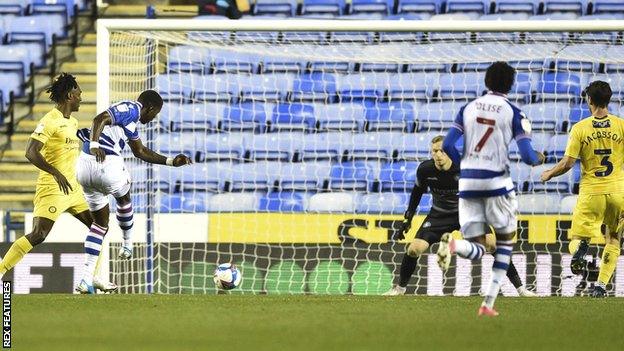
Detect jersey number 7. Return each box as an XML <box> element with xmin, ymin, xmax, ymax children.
<box><xmin>474</xmin><ymin>117</ymin><xmax>496</xmax><ymax>152</ymax></box>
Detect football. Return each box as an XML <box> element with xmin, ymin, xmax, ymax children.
<box><xmin>213</xmin><ymin>263</ymin><xmax>242</xmax><ymax>290</ymax></box>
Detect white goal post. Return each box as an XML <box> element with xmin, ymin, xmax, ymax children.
<box><xmin>96</xmin><ymin>19</ymin><xmax>624</xmax><ymax>295</ymax></box>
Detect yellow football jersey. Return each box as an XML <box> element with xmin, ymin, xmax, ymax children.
<box><xmin>565</xmin><ymin>114</ymin><xmax>624</xmax><ymax>195</ymax></box>
<box><xmin>29</xmin><ymin>108</ymin><xmax>81</xmax><ymax>190</ymax></box>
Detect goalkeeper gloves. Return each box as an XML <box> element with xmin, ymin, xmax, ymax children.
<box><xmin>394</xmin><ymin>217</ymin><xmax>412</xmax><ymax>240</ymax></box>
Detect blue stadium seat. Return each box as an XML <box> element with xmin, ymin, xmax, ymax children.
<box><xmin>246</xmin><ymin>132</ymin><xmax>303</xmax><ymax>161</ymax></box>
<box><xmin>240</xmin><ymin>74</ymin><xmax>295</xmax><ymax>102</ymax></box>
<box><xmin>7</xmin><ymin>16</ymin><xmax>63</xmax><ymax>67</ymax></box>
<box><xmin>560</xmin><ymin>195</ymin><xmax>577</xmax><ymax>214</ymax></box>
<box><xmin>221</xmin><ymin>102</ymin><xmax>273</xmax><ymax>133</ymax></box>
<box><xmin>478</xmin><ymin>13</ymin><xmax>530</xmax><ymax>20</ymax></box>
<box><xmin>259</xmin><ymin>192</ymin><xmax>311</xmax><ymax>212</ymax></box>
<box><xmin>379</xmin><ymin>15</ymin><xmax>426</xmax><ymax>42</ymax></box>
<box><xmin>271</xmin><ymin>103</ymin><xmax>316</xmax><ymax>132</ymax></box>
<box><xmin>160</xmin><ymin>193</ymin><xmax>212</xmax><ymax>213</ymax></box>
<box><xmin>542</xmin><ymin>0</ymin><xmax>589</xmax><ymax>15</ymax></box>
<box><xmin>349</xmin><ymin>0</ymin><xmax>393</xmax><ymax>15</ymax></box>
<box><xmin>356</xmin><ymin>192</ymin><xmax>410</xmax><ymax>214</ymax></box>
<box><xmin>593</xmin><ymin>0</ymin><xmax>624</xmax><ymax>14</ymax></box>
<box><xmin>259</xmin><ymin>47</ymin><xmax>309</xmax><ymax>73</ymax></box>
<box><xmin>566</xmin><ymin>104</ymin><xmax>591</xmax><ymax>129</ymax></box>
<box><xmin>493</xmin><ymin>0</ymin><xmax>540</xmax><ymax>14</ymax></box>
<box><xmin>396</xmin><ymin>0</ymin><xmax>441</xmax><ymax>14</ymax></box>
<box><xmin>308</xmin><ymin>46</ymin><xmax>358</xmax><ymax>73</ymax></box>
<box><xmin>387</xmin><ymin>72</ymin><xmax>435</xmax><ymax>100</ymax></box>
<box><xmin>0</xmin><ymin>0</ymin><xmax>29</xmax><ymax>15</ymax></box>
<box><xmin>416</xmin><ymin>101</ymin><xmax>460</xmax><ymax>131</ymax></box>
<box><xmin>212</xmin><ymin>50</ymin><xmax>261</xmax><ymax>74</ymax></box>
<box><xmin>0</xmin><ymin>44</ymin><xmax>33</xmax><ymax>81</ymax></box>
<box><xmin>337</xmin><ymin>73</ymin><xmax>390</xmax><ymax>102</ymax></box>
<box><xmin>328</xmin><ymin>161</ymin><xmax>378</xmax><ymax>191</ymax></box>
<box><xmin>456</xmin><ymin>44</ymin><xmax>517</xmax><ymax>71</ymax></box>
<box><xmin>178</xmin><ymin>163</ymin><xmax>230</xmax><ymax>192</ymax></box>
<box><xmin>167</xmin><ymin>46</ymin><xmax>211</xmax><ymax>73</ymax></box>
<box><xmin>509</xmin><ymin>163</ymin><xmax>532</xmax><ymax>192</ymax></box>
<box><xmin>291</xmin><ymin>73</ymin><xmax>337</xmax><ymax>102</ymax></box>
<box><xmin>277</xmin><ymin>162</ymin><xmax>332</xmax><ymax>191</ymax></box>
<box><xmin>253</xmin><ymin>0</ymin><xmax>297</xmax><ymax>16</ymax></box>
<box><xmin>395</xmin><ymin>131</ymin><xmax>443</xmax><ymax>160</ymax></box>
<box><xmin>445</xmin><ymin>1</ymin><xmax>489</xmax><ymax>14</ymax></box>
<box><xmin>508</xmin><ymin>132</ymin><xmax>552</xmax><ymax>162</ymax></box>
<box><xmin>195</xmin><ymin>74</ymin><xmax>240</xmax><ymax>102</ymax></box>
<box><xmin>233</xmin><ymin>31</ymin><xmax>279</xmax><ymax>44</ymax></box>
<box><xmin>535</xmin><ymin>72</ymin><xmax>582</xmax><ymax>102</ymax></box>
<box><xmin>329</xmin><ymin>31</ymin><xmax>375</xmax><ymax>44</ymax></box>
<box><xmin>349</xmin><ymin>132</ymin><xmax>403</xmax><ymax>160</ymax></box>
<box><xmin>154</xmin><ymin>166</ymin><xmax>182</xmax><ymax>192</ymax></box>
<box><xmin>547</xmin><ymin>44</ymin><xmax>605</xmax><ymax>72</ymax></box>
<box><xmin>571</xmin><ymin>20</ymin><xmax>619</xmax><ymax>42</ymax></box>
<box><xmin>604</xmin><ymin>46</ymin><xmax>624</xmax><ymax>72</ymax></box>
<box><xmin>314</xmin><ymin>103</ymin><xmax>365</xmax><ymax>132</ymax></box>
<box><xmin>508</xmin><ymin>72</ymin><xmax>535</xmax><ymax>104</ymax></box>
<box><xmin>159</xmin><ymin>103</ymin><xmax>224</xmax><ymax>132</ymax></box>
<box><xmin>437</xmin><ymin>72</ymin><xmax>486</xmax><ymax>100</ymax></box>
<box><xmin>517</xmin><ymin>194</ymin><xmax>562</xmax><ymax>214</ymax></box>
<box><xmin>379</xmin><ymin>161</ymin><xmax>419</xmax><ymax>192</ymax></box>
<box><xmin>156</xmin><ymin>132</ymin><xmax>201</xmax><ymax>161</ymax></box>
<box><xmin>210</xmin><ymin>193</ymin><xmax>262</xmax><ymax>212</ymax></box>
<box><xmin>546</xmin><ymin>134</ymin><xmax>570</xmax><ymax>161</ymax></box>
<box><xmin>307</xmin><ymin>192</ymin><xmax>359</xmax><ymax>212</ymax></box>
<box><xmin>197</xmin><ymin>133</ymin><xmax>246</xmax><ymax>162</ymax></box>
<box><xmin>280</xmin><ymin>32</ymin><xmax>328</xmax><ymax>45</ymax></box>
<box><xmin>156</xmin><ymin>74</ymin><xmax>193</xmax><ymax>102</ymax></box>
<box><xmin>364</xmin><ymin>101</ymin><xmax>417</xmax><ymax>132</ymax></box>
<box><xmin>522</xmin><ymin>102</ymin><xmax>570</xmax><ymax>132</ymax></box>
<box><xmin>528</xmin><ymin>163</ymin><xmax>579</xmax><ymax>193</ymax></box>
<box><xmin>301</xmin><ymin>0</ymin><xmax>345</xmax><ymax>16</ymax></box>
<box><xmin>31</xmin><ymin>0</ymin><xmax>74</xmax><ymax>32</ymax></box>
<box><xmin>0</xmin><ymin>71</ymin><xmax>23</xmax><ymax>105</ymax></box>
<box><xmin>229</xmin><ymin>162</ymin><xmax>277</xmax><ymax>192</ymax></box>
<box><xmin>299</xmin><ymin>132</ymin><xmax>353</xmax><ymax>161</ymax></box>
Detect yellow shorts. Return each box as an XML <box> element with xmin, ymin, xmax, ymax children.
<box><xmin>570</xmin><ymin>193</ymin><xmax>624</xmax><ymax>239</ymax></box>
<box><xmin>33</xmin><ymin>184</ymin><xmax>89</xmax><ymax>221</ymax></box>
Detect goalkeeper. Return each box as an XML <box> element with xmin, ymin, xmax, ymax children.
<box><xmin>384</xmin><ymin>135</ymin><xmax>535</xmax><ymax>296</ymax></box>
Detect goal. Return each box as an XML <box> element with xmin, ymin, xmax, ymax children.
<box><xmin>97</xmin><ymin>19</ymin><xmax>624</xmax><ymax>296</ymax></box>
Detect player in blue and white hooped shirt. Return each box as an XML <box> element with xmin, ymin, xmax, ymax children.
<box><xmin>74</xmin><ymin>90</ymin><xmax>192</xmax><ymax>294</ymax></box>
<box><xmin>437</xmin><ymin>62</ymin><xmax>545</xmax><ymax>316</ymax></box>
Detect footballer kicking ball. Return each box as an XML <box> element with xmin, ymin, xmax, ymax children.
<box><xmin>213</xmin><ymin>263</ymin><xmax>242</xmax><ymax>290</ymax></box>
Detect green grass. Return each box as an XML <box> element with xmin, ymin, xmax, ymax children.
<box><xmin>11</xmin><ymin>295</ymin><xmax>624</xmax><ymax>351</ymax></box>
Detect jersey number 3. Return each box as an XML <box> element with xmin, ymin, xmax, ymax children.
<box><xmin>474</xmin><ymin>117</ymin><xmax>496</xmax><ymax>152</ymax></box>
<box><xmin>594</xmin><ymin>149</ymin><xmax>613</xmax><ymax>177</ymax></box>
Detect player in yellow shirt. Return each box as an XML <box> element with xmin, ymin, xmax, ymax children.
<box><xmin>0</xmin><ymin>73</ymin><xmax>113</xmax><ymax>292</ymax></box>
<box><xmin>541</xmin><ymin>80</ymin><xmax>624</xmax><ymax>297</ymax></box>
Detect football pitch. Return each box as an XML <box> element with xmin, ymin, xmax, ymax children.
<box><xmin>11</xmin><ymin>295</ymin><xmax>624</xmax><ymax>351</ymax></box>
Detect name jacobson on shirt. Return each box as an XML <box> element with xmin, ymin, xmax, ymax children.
<box><xmin>580</xmin><ymin>130</ymin><xmax>624</xmax><ymax>147</ymax></box>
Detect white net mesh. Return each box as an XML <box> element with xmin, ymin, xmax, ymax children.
<box><xmin>105</xmin><ymin>25</ymin><xmax>624</xmax><ymax>296</ymax></box>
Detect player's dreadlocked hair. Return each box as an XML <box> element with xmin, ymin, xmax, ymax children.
<box><xmin>47</xmin><ymin>73</ymin><xmax>78</xmax><ymax>103</ymax></box>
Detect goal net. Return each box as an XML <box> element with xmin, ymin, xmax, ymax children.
<box><xmin>98</xmin><ymin>19</ymin><xmax>624</xmax><ymax>296</ymax></box>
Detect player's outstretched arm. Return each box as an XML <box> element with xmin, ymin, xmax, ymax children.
<box><xmin>540</xmin><ymin>155</ymin><xmax>575</xmax><ymax>182</ymax></box>
<box><xmin>516</xmin><ymin>138</ymin><xmax>545</xmax><ymax>166</ymax></box>
<box><xmin>442</xmin><ymin>128</ymin><xmax>463</xmax><ymax>164</ymax></box>
<box><xmin>128</xmin><ymin>138</ymin><xmax>192</xmax><ymax>167</ymax></box>
<box><xmin>90</xmin><ymin>111</ymin><xmax>113</xmax><ymax>163</ymax></box>
<box><xmin>25</xmin><ymin>138</ymin><xmax>73</xmax><ymax>195</ymax></box>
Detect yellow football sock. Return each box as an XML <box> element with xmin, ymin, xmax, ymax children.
<box><xmin>568</xmin><ymin>239</ymin><xmax>581</xmax><ymax>255</ymax></box>
<box><xmin>598</xmin><ymin>243</ymin><xmax>620</xmax><ymax>287</ymax></box>
<box><xmin>0</xmin><ymin>237</ymin><xmax>34</xmax><ymax>274</ymax></box>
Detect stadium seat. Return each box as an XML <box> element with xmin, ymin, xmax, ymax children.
<box><xmin>6</xmin><ymin>16</ymin><xmax>63</xmax><ymax>68</ymax></box>
<box><xmin>395</xmin><ymin>43</ymin><xmax>453</xmax><ymax>72</ymax></box>
<box><xmin>291</xmin><ymin>73</ymin><xmax>337</xmax><ymax>102</ymax></box>
<box><xmin>593</xmin><ymin>0</ymin><xmax>624</xmax><ymax>14</ymax></box>
<box><xmin>493</xmin><ymin>0</ymin><xmax>540</xmax><ymax>14</ymax></box>
<box><xmin>508</xmin><ymin>72</ymin><xmax>534</xmax><ymax>104</ymax></box>
<box><xmin>547</xmin><ymin>44</ymin><xmax>605</xmax><ymax>72</ymax></box>
<box><xmin>395</xmin><ymin>131</ymin><xmax>442</xmax><ymax>161</ymax></box>
<box><xmin>156</xmin><ymin>132</ymin><xmax>201</xmax><ymax>161</ymax></box>
<box><xmin>328</xmin><ymin>161</ymin><xmax>378</xmax><ymax>191</ymax></box>
<box><xmin>379</xmin><ymin>16</ymin><xmax>426</xmax><ymax>42</ymax></box>
<box><xmin>0</xmin><ymin>0</ymin><xmax>29</xmax><ymax>15</ymax></box>
<box><xmin>445</xmin><ymin>1</ymin><xmax>489</xmax><ymax>14</ymax></box>
<box><xmin>378</xmin><ymin>161</ymin><xmax>419</xmax><ymax>192</ymax></box>
<box><xmin>546</xmin><ymin>134</ymin><xmax>570</xmax><ymax>161</ymax></box>
<box><xmin>154</xmin><ymin>166</ymin><xmax>182</xmax><ymax>192</ymax></box>
<box><xmin>478</xmin><ymin>13</ymin><xmax>530</xmax><ymax>20</ymax></box>
<box><xmin>337</xmin><ymin>73</ymin><xmax>391</xmax><ymax>102</ymax></box>
<box><xmin>535</xmin><ymin>72</ymin><xmax>582</xmax><ymax>102</ymax></box>
<box><xmin>157</xmin><ymin>74</ymin><xmax>193</xmax><ymax>102</ymax></box>
<box><xmin>509</xmin><ymin>163</ymin><xmax>532</xmax><ymax>192</ymax></box>
<box><xmin>359</xmin><ymin>45</ymin><xmax>406</xmax><ymax>72</ymax></box>
<box><xmin>308</xmin><ymin>50</ymin><xmax>357</xmax><ymax>73</ymax></box>
<box><xmin>197</xmin><ymin>133</ymin><xmax>246</xmax><ymax>162</ymax></box>
<box><xmin>178</xmin><ymin>163</ymin><xmax>231</xmax><ymax>192</ymax></box>
<box><xmin>277</xmin><ymin>162</ymin><xmax>332</xmax><ymax>191</ymax></box>
<box><xmin>329</xmin><ymin>31</ymin><xmax>375</xmax><ymax>44</ymax></box>
<box><xmin>349</xmin><ymin>0</ymin><xmax>393</xmax><ymax>15</ymax></box>
<box><xmin>31</xmin><ymin>0</ymin><xmax>75</xmax><ymax>32</ymax></box>
<box><xmin>566</xmin><ymin>104</ymin><xmax>591</xmax><ymax>130</ymax></box>
<box><xmin>160</xmin><ymin>103</ymin><xmax>225</xmax><ymax>132</ymax></box>
<box><xmin>508</xmin><ymin>132</ymin><xmax>552</xmax><ymax>162</ymax></box>
<box><xmin>160</xmin><ymin>192</ymin><xmax>212</xmax><ymax>213</ymax></box>
<box><xmin>281</xmin><ymin>32</ymin><xmax>329</xmax><ymax>45</ymax></box>
<box><xmin>314</xmin><ymin>103</ymin><xmax>366</xmax><ymax>132</ymax></box>
<box><xmin>560</xmin><ymin>195</ymin><xmax>577</xmax><ymax>213</ymax></box>
<box><xmin>299</xmin><ymin>132</ymin><xmax>353</xmax><ymax>161</ymax></box>
<box><xmin>239</xmin><ymin>73</ymin><xmax>295</xmax><ymax>102</ymax></box>
<box><xmin>387</xmin><ymin>72</ymin><xmax>436</xmax><ymax>100</ymax></box>
<box><xmin>364</xmin><ymin>101</ymin><xmax>417</xmax><ymax>132</ymax></box>
<box><xmin>416</xmin><ymin>101</ymin><xmax>460</xmax><ymax>131</ymax></box>
<box><xmin>356</xmin><ymin>192</ymin><xmax>410</xmax><ymax>214</ymax></box>
<box><xmin>259</xmin><ymin>192</ymin><xmax>311</xmax><ymax>212</ymax></box>
<box><xmin>253</xmin><ymin>0</ymin><xmax>297</xmax><ymax>17</ymax></box>
<box><xmin>307</xmin><ymin>192</ymin><xmax>359</xmax><ymax>212</ymax></box>
<box><xmin>0</xmin><ymin>71</ymin><xmax>23</xmax><ymax>106</ymax></box>
<box><xmin>396</xmin><ymin>0</ymin><xmax>441</xmax><ymax>14</ymax></box>
<box><xmin>542</xmin><ymin>0</ymin><xmax>589</xmax><ymax>15</ymax></box>
<box><xmin>301</xmin><ymin>0</ymin><xmax>345</xmax><ymax>16</ymax></box>
<box><xmin>604</xmin><ymin>46</ymin><xmax>624</xmax><ymax>72</ymax></box>
<box><xmin>271</xmin><ymin>103</ymin><xmax>316</xmax><ymax>132</ymax></box>
<box><xmin>517</xmin><ymin>194</ymin><xmax>561</xmax><ymax>214</ymax></box>
<box><xmin>522</xmin><ymin>102</ymin><xmax>570</xmax><ymax>132</ymax></box>
<box><xmin>167</xmin><ymin>45</ymin><xmax>211</xmax><ymax>73</ymax></box>
<box><xmin>527</xmin><ymin>163</ymin><xmax>578</xmax><ymax>193</ymax></box>
<box><xmin>210</xmin><ymin>193</ymin><xmax>261</xmax><ymax>212</ymax></box>
<box><xmin>348</xmin><ymin>132</ymin><xmax>402</xmax><ymax>160</ymax></box>
<box><xmin>212</xmin><ymin>50</ymin><xmax>260</xmax><ymax>74</ymax></box>
<box><xmin>233</xmin><ymin>31</ymin><xmax>279</xmax><ymax>44</ymax></box>
<box><xmin>258</xmin><ymin>47</ymin><xmax>308</xmax><ymax>73</ymax></box>
<box><xmin>229</xmin><ymin>162</ymin><xmax>277</xmax><ymax>192</ymax></box>
<box><xmin>221</xmin><ymin>102</ymin><xmax>273</xmax><ymax>133</ymax></box>
<box><xmin>246</xmin><ymin>132</ymin><xmax>303</xmax><ymax>161</ymax></box>
<box><xmin>195</xmin><ymin>74</ymin><xmax>242</xmax><ymax>102</ymax></box>
<box><xmin>437</xmin><ymin>72</ymin><xmax>486</xmax><ymax>100</ymax></box>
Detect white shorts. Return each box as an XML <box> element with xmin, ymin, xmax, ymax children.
<box><xmin>459</xmin><ymin>192</ymin><xmax>518</xmax><ymax>238</ymax></box>
<box><xmin>75</xmin><ymin>153</ymin><xmax>131</xmax><ymax>212</ymax></box>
